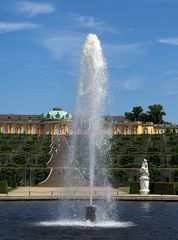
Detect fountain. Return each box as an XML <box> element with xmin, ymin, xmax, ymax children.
<box><xmin>73</xmin><ymin>33</ymin><xmax>108</xmax><ymax>221</ymax></box>
<box><xmin>37</xmin><ymin>34</ymin><xmax>134</xmax><ymax>230</ymax></box>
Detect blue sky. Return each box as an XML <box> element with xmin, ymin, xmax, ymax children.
<box><xmin>1</xmin><ymin>0</ymin><xmax>178</xmax><ymax>123</ymax></box>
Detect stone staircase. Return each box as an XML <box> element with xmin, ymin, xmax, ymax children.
<box><xmin>38</xmin><ymin>135</ymin><xmax>88</xmax><ymax>187</ymax></box>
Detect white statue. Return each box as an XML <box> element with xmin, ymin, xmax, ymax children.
<box><xmin>139</xmin><ymin>159</ymin><xmax>150</xmax><ymax>194</ymax></box>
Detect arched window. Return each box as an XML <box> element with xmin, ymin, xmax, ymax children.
<box><xmin>144</xmin><ymin>128</ymin><xmax>148</xmax><ymax>134</ymax></box>
<box><xmin>127</xmin><ymin>128</ymin><xmax>133</xmax><ymax>135</ymax></box>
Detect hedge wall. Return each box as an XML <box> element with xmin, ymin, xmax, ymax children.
<box><xmin>0</xmin><ymin>181</ymin><xmax>8</xmax><ymax>193</ymax></box>
<box><xmin>130</xmin><ymin>182</ymin><xmax>178</xmax><ymax>195</ymax></box>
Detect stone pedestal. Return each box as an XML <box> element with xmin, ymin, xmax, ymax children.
<box><xmin>139</xmin><ymin>176</ymin><xmax>150</xmax><ymax>195</ymax></box>
<box><xmin>85</xmin><ymin>205</ymin><xmax>96</xmax><ymax>222</ymax></box>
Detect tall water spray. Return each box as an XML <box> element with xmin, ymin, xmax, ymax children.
<box><xmin>74</xmin><ymin>33</ymin><xmax>108</xmax><ymax>206</ymax></box>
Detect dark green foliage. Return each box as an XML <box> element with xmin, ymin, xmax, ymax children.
<box><xmin>110</xmin><ymin>134</ymin><xmax>178</xmax><ymax>168</ymax></box>
<box><xmin>174</xmin><ymin>170</ymin><xmax>178</xmax><ymax>182</ymax></box>
<box><xmin>154</xmin><ymin>182</ymin><xmax>176</xmax><ymax>195</ymax></box>
<box><xmin>0</xmin><ymin>167</ymin><xmax>50</xmax><ymax>187</ymax></box>
<box><xmin>109</xmin><ymin>134</ymin><xmax>178</xmax><ymax>184</ymax></box>
<box><xmin>0</xmin><ymin>134</ymin><xmax>51</xmax><ymax>166</ymax></box>
<box><xmin>0</xmin><ymin>181</ymin><xmax>8</xmax><ymax>193</ymax></box>
<box><xmin>139</xmin><ymin>113</ymin><xmax>150</xmax><ymax>122</ymax></box>
<box><xmin>110</xmin><ymin>169</ymin><xmax>128</xmax><ymax>187</ymax></box>
<box><xmin>37</xmin><ymin>153</ymin><xmax>50</xmax><ymax>166</ymax></box>
<box><xmin>148</xmin><ymin>147</ymin><xmax>159</xmax><ymax>152</ymax></box>
<box><xmin>14</xmin><ymin>154</ymin><xmax>26</xmax><ymax>165</ymax></box>
<box><xmin>125</xmin><ymin>106</ymin><xmax>143</xmax><ymax>121</ymax></box>
<box><xmin>130</xmin><ymin>182</ymin><xmax>140</xmax><ymax>194</ymax></box>
<box><xmin>147</xmin><ymin>104</ymin><xmax>166</xmax><ymax>124</ymax></box>
<box><xmin>130</xmin><ymin>182</ymin><xmax>178</xmax><ymax>194</ymax></box>
<box><xmin>125</xmin><ymin>104</ymin><xmax>166</xmax><ymax>123</ymax></box>
<box><xmin>149</xmin><ymin>166</ymin><xmax>161</xmax><ymax>182</ymax></box>
<box><xmin>170</xmin><ymin>154</ymin><xmax>178</xmax><ymax>166</ymax></box>
<box><xmin>0</xmin><ymin>134</ymin><xmax>51</xmax><ymax>187</ymax></box>
<box><xmin>34</xmin><ymin>168</ymin><xmax>50</xmax><ymax>184</ymax></box>
<box><xmin>0</xmin><ymin>167</ymin><xmax>21</xmax><ymax>188</ymax></box>
<box><xmin>149</xmin><ymin>154</ymin><xmax>161</xmax><ymax>166</ymax></box>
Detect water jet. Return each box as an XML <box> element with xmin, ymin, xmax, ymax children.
<box><xmin>73</xmin><ymin>33</ymin><xmax>109</xmax><ymax>221</ymax></box>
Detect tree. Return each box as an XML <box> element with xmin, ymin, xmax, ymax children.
<box><xmin>125</xmin><ymin>106</ymin><xmax>143</xmax><ymax>121</ymax></box>
<box><xmin>132</xmin><ymin>106</ymin><xmax>143</xmax><ymax>121</ymax></box>
<box><xmin>139</xmin><ymin>112</ymin><xmax>150</xmax><ymax>122</ymax></box>
<box><xmin>147</xmin><ymin>104</ymin><xmax>166</xmax><ymax>124</ymax></box>
<box><xmin>125</xmin><ymin>104</ymin><xmax>166</xmax><ymax>123</ymax></box>
<box><xmin>125</xmin><ymin>112</ymin><xmax>134</xmax><ymax>121</ymax></box>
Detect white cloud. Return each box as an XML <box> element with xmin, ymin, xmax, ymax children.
<box><xmin>163</xmin><ymin>80</ymin><xmax>178</xmax><ymax>95</ymax></box>
<box><xmin>43</xmin><ymin>32</ymin><xmax>84</xmax><ymax>63</ymax></box>
<box><xmin>78</xmin><ymin>16</ymin><xmax>102</xmax><ymax>28</ymax></box>
<box><xmin>104</xmin><ymin>41</ymin><xmax>151</xmax><ymax>55</ymax></box>
<box><xmin>19</xmin><ymin>1</ymin><xmax>56</xmax><ymax>16</ymax></box>
<box><xmin>42</xmin><ymin>32</ymin><xmax>151</xmax><ymax>70</ymax></box>
<box><xmin>73</xmin><ymin>14</ymin><xmax>116</xmax><ymax>33</ymax></box>
<box><xmin>103</xmin><ymin>41</ymin><xmax>151</xmax><ymax>69</ymax></box>
<box><xmin>161</xmin><ymin>71</ymin><xmax>178</xmax><ymax>95</ymax></box>
<box><xmin>120</xmin><ymin>75</ymin><xmax>144</xmax><ymax>90</ymax></box>
<box><xmin>158</xmin><ymin>38</ymin><xmax>178</xmax><ymax>45</ymax></box>
<box><xmin>0</xmin><ymin>21</ymin><xmax>40</xmax><ymax>32</ymax></box>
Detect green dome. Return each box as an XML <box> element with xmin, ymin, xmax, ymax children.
<box><xmin>43</xmin><ymin>108</ymin><xmax>72</xmax><ymax>121</ymax></box>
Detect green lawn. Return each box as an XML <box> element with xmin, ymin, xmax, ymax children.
<box><xmin>119</xmin><ymin>186</ymin><xmax>130</xmax><ymax>193</ymax></box>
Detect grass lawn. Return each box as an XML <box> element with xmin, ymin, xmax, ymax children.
<box><xmin>119</xmin><ymin>186</ymin><xmax>130</xmax><ymax>193</ymax></box>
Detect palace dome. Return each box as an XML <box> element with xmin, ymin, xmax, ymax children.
<box><xmin>43</xmin><ymin>108</ymin><xmax>72</xmax><ymax>121</ymax></box>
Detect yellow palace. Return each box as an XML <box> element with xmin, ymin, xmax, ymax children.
<box><xmin>0</xmin><ymin>108</ymin><xmax>177</xmax><ymax>136</ymax></box>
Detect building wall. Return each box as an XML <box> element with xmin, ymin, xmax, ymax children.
<box><xmin>0</xmin><ymin>116</ymin><xmax>177</xmax><ymax>136</ymax></box>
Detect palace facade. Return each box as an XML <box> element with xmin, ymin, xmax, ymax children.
<box><xmin>0</xmin><ymin>108</ymin><xmax>177</xmax><ymax>135</ymax></box>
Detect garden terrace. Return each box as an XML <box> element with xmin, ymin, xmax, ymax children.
<box><xmin>66</xmin><ymin>134</ymin><xmax>178</xmax><ymax>187</ymax></box>
<box><xmin>110</xmin><ymin>133</ymin><xmax>178</xmax><ymax>186</ymax></box>
<box><xmin>0</xmin><ymin>134</ymin><xmax>51</xmax><ymax>188</ymax></box>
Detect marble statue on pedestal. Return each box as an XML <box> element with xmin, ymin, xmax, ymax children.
<box><xmin>139</xmin><ymin>159</ymin><xmax>150</xmax><ymax>194</ymax></box>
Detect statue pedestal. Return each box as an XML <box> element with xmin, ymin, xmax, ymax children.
<box><xmin>139</xmin><ymin>176</ymin><xmax>150</xmax><ymax>195</ymax></box>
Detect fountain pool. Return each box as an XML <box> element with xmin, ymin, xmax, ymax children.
<box><xmin>1</xmin><ymin>201</ymin><xmax>178</xmax><ymax>240</ymax></box>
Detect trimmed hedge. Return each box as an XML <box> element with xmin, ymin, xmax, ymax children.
<box><xmin>110</xmin><ymin>134</ymin><xmax>178</xmax><ymax>168</ymax></box>
<box><xmin>0</xmin><ymin>181</ymin><xmax>8</xmax><ymax>193</ymax></box>
<box><xmin>154</xmin><ymin>182</ymin><xmax>177</xmax><ymax>195</ymax></box>
<box><xmin>0</xmin><ymin>167</ymin><xmax>50</xmax><ymax>187</ymax></box>
<box><xmin>34</xmin><ymin>168</ymin><xmax>50</xmax><ymax>184</ymax></box>
<box><xmin>130</xmin><ymin>182</ymin><xmax>178</xmax><ymax>195</ymax></box>
<box><xmin>110</xmin><ymin>169</ymin><xmax>128</xmax><ymax>187</ymax></box>
<box><xmin>0</xmin><ymin>134</ymin><xmax>51</xmax><ymax>167</ymax></box>
<box><xmin>130</xmin><ymin>182</ymin><xmax>140</xmax><ymax>194</ymax></box>
<box><xmin>0</xmin><ymin>167</ymin><xmax>21</xmax><ymax>188</ymax></box>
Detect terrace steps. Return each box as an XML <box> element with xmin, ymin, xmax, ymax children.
<box><xmin>38</xmin><ymin>135</ymin><xmax>88</xmax><ymax>187</ymax></box>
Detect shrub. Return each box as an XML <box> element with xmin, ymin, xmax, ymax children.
<box><xmin>149</xmin><ymin>154</ymin><xmax>161</xmax><ymax>166</ymax></box>
<box><xmin>130</xmin><ymin>182</ymin><xmax>140</xmax><ymax>194</ymax></box>
<box><xmin>149</xmin><ymin>166</ymin><xmax>161</xmax><ymax>182</ymax></box>
<box><xmin>14</xmin><ymin>154</ymin><xmax>26</xmax><ymax>165</ymax></box>
<box><xmin>0</xmin><ymin>167</ymin><xmax>21</xmax><ymax>188</ymax></box>
<box><xmin>130</xmin><ymin>182</ymin><xmax>176</xmax><ymax>194</ymax></box>
<box><xmin>148</xmin><ymin>147</ymin><xmax>159</xmax><ymax>152</ymax></box>
<box><xmin>154</xmin><ymin>182</ymin><xmax>176</xmax><ymax>195</ymax></box>
<box><xmin>170</xmin><ymin>154</ymin><xmax>178</xmax><ymax>166</ymax></box>
<box><xmin>110</xmin><ymin>169</ymin><xmax>128</xmax><ymax>187</ymax></box>
<box><xmin>0</xmin><ymin>181</ymin><xmax>8</xmax><ymax>193</ymax></box>
<box><xmin>34</xmin><ymin>168</ymin><xmax>50</xmax><ymax>184</ymax></box>
<box><xmin>120</xmin><ymin>155</ymin><xmax>134</xmax><ymax>165</ymax></box>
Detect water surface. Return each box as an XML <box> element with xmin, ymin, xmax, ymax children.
<box><xmin>0</xmin><ymin>200</ymin><xmax>177</xmax><ymax>240</ymax></box>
